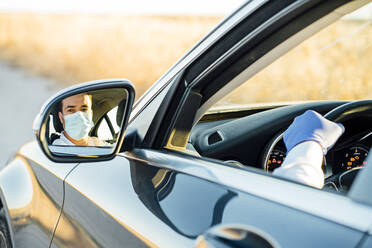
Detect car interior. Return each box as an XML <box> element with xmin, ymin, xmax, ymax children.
<box><xmin>175</xmin><ymin>1</ymin><xmax>372</xmax><ymax>194</ymax></box>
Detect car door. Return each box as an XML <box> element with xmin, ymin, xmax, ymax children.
<box><xmin>128</xmin><ymin>149</ymin><xmax>370</xmax><ymax>248</ymax></box>
<box><xmin>51</xmin><ymin>147</ymin><xmax>367</xmax><ymax>247</ymax></box>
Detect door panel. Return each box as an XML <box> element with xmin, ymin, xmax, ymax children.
<box><xmin>51</xmin><ymin>182</ymin><xmax>149</xmax><ymax>248</ymax></box>
<box><xmin>125</xmin><ymin>149</ymin><xmax>364</xmax><ymax>248</ymax></box>
<box><xmin>157</xmin><ymin>173</ymin><xmax>236</xmax><ymax>237</ymax></box>
<box><xmin>220</xmin><ymin>193</ymin><xmax>362</xmax><ymax>247</ymax></box>
<box><xmin>52</xmin><ymin>148</ymin><xmax>365</xmax><ymax>247</ymax></box>
<box><xmin>53</xmin><ymin>155</ymin><xmax>193</xmax><ymax>247</ymax></box>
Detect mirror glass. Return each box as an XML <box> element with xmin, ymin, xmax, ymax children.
<box><xmin>46</xmin><ymin>88</ymin><xmax>129</xmax><ymax>156</ymax></box>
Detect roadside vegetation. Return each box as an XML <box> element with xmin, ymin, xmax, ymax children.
<box><xmin>218</xmin><ymin>20</ymin><xmax>372</xmax><ymax>105</ymax></box>
<box><xmin>0</xmin><ymin>13</ymin><xmax>371</xmax><ymax>102</ymax></box>
<box><xmin>0</xmin><ymin>13</ymin><xmax>221</xmax><ymax>97</ymax></box>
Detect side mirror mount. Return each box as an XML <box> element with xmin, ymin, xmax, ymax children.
<box><xmin>33</xmin><ymin>79</ymin><xmax>135</xmax><ymax>163</ymax></box>
<box><xmin>120</xmin><ymin>127</ymin><xmax>139</xmax><ymax>152</ymax></box>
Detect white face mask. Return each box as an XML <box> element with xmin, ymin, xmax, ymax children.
<box><xmin>63</xmin><ymin>111</ymin><xmax>94</xmax><ymax>140</ymax></box>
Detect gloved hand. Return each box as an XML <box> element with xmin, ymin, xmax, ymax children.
<box><xmin>283</xmin><ymin>110</ymin><xmax>344</xmax><ymax>154</ymax></box>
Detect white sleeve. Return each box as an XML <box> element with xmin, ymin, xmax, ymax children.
<box><xmin>52</xmin><ymin>138</ymin><xmax>65</xmax><ymax>146</ymax></box>
<box><xmin>272</xmin><ymin>141</ymin><xmax>324</xmax><ymax>188</ymax></box>
<box><xmin>52</xmin><ymin>132</ymin><xmax>74</xmax><ymax>146</ymax></box>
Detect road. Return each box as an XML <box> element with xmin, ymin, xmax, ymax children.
<box><xmin>0</xmin><ymin>60</ymin><xmax>62</xmax><ymax>167</ymax></box>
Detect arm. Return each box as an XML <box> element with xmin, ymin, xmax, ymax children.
<box><xmin>273</xmin><ymin>110</ymin><xmax>344</xmax><ymax>188</ymax></box>
<box><xmin>273</xmin><ymin>141</ymin><xmax>324</xmax><ymax>188</ymax></box>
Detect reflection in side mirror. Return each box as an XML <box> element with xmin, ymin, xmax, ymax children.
<box><xmin>33</xmin><ymin>80</ymin><xmax>135</xmax><ymax>162</ymax></box>
<box><xmin>48</xmin><ymin>88</ymin><xmax>128</xmax><ymax>155</ymax></box>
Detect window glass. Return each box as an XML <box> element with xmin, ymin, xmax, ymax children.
<box><xmin>97</xmin><ymin>117</ymin><xmax>112</xmax><ymax>140</ymax></box>
<box><xmin>107</xmin><ymin>106</ymin><xmax>120</xmax><ymax>133</ymax></box>
<box><xmin>97</xmin><ymin>106</ymin><xmax>121</xmax><ymax>140</ymax></box>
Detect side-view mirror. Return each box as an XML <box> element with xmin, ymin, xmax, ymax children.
<box><xmin>33</xmin><ymin>79</ymin><xmax>135</xmax><ymax>163</ymax></box>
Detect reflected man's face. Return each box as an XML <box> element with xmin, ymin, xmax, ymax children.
<box><xmin>58</xmin><ymin>94</ymin><xmax>92</xmax><ymax>127</ymax></box>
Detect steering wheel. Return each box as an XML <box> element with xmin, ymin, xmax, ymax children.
<box><xmin>263</xmin><ymin>100</ymin><xmax>372</xmax><ymax>192</ymax></box>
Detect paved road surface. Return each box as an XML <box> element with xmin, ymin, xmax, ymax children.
<box><xmin>0</xmin><ymin>61</ymin><xmax>62</xmax><ymax>167</ymax></box>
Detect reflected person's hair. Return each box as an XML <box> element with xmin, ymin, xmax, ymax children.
<box><xmin>57</xmin><ymin>93</ymin><xmax>93</xmax><ymax>114</ymax></box>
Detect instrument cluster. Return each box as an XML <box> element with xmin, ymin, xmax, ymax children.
<box><xmin>265</xmin><ymin>132</ymin><xmax>372</xmax><ymax>174</ymax></box>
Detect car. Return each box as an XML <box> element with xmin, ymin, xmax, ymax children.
<box><xmin>1</xmin><ymin>0</ymin><xmax>372</xmax><ymax>247</ymax></box>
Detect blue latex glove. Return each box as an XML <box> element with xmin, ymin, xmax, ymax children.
<box><xmin>283</xmin><ymin>110</ymin><xmax>345</xmax><ymax>154</ymax></box>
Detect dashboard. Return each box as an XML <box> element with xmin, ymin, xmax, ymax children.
<box><xmin>192</xmin><ymin>100</ymin><xmax>372</xmax><ymax>192</ymax></box>
<box><xmin>265</xmin><ymin>116</ymin><xmax>372</xmax><ymax>176</ymax></box>
<box><xmin>265</xmin><ymin>134</ymin><xmax>370</xmax><ymax>181</ymax></box>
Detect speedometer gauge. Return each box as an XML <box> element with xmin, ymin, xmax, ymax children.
<box><xmin>266</xmin><ymin>149</ymin><xmax>286</xmax><ymax>172</ymax></box>
<box><xmin>341</xmin><ymin>146</ymin><xmax>368</xmax><ymax>170</ymax></box>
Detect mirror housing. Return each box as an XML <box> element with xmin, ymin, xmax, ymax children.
<box><xmin>33</xmin><ymin>79</ymin><xmax>135</xmax><ymax>163</ymax></box>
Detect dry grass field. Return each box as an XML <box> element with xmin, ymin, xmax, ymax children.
<box><xmin>0</xmin><ymin>13</ymin><xmax>371</xmax><ymax>103</ymax></box>
<box><xmin>218</xmin><ymin>20</ymin><xmax>372</xmax><ymax>105</ymax></box>
<box><xmin>0</xmin><ymin>13</ymin><xmax>221</xmax><ymax>96</ymax></box>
